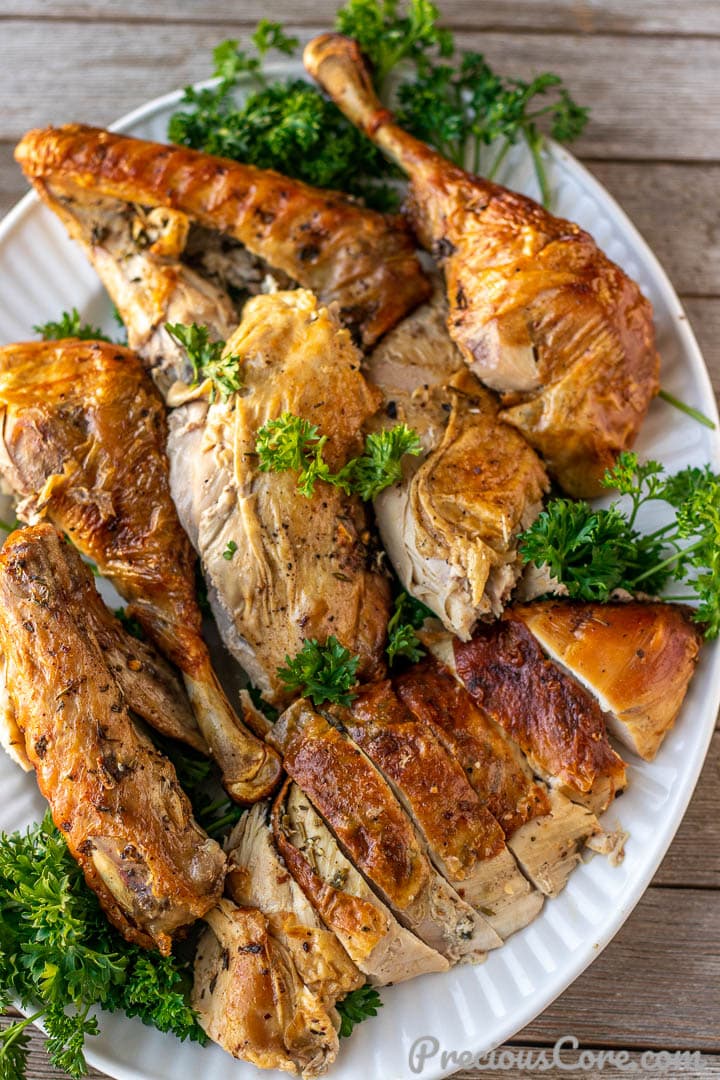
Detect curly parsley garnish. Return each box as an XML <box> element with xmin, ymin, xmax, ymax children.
<box><xmin>34</xmin><ymin>308</ymin><xmax>113</xmax><ymax>343</ymax></box>
<box><xmin>167</xmin><ymin>3</ymin><xmax>588</xmax><ymax>210</ymax></box>
<box><xmin>277</xmin><ymin>636</ymin><xmax>360</xmax><ymax>706</ymax></box>
<box><xmin>386</xmin><ymin>590</ymin><xmax>434</xmax><ymax>665</ymax></box>
<box><xmin>0</xmin><ymin>815</ymin><xmax>205</xmax><ymax>1080</ymax></box>
<box><xmin>520</xmin><ymin>452</ymin><xmax>720</xmax><ymax>638</ymax></box>
<box><xmin>167</xmin><ymin>22</ymin><xmax>395</xmax><ymax>211</ymax></box>
<box><xmin>165</xmin><ymin>322</ymin><xmax>243</xmax><ymax>402</ymax></box>
<box><xmin>336</xmin><ymin>984</ymin><xmax>383</xmax><ymax>1038</ymax></box>
<box><xmin>256</xmin><ymin>411</ymin><xmax>421</xmax><ymax>500</ymax></box>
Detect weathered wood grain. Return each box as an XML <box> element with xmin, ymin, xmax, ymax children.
<box><xmin>520</xmin><ymin>886</ymin><xmax>720</xmax><ymax>1052</ymax></box>
<box><xmin>5</xmin><ymin>0</ymin><xmax>720</xmax><ymax>35</ymax></box>
<box><xmin>652</xmin><ymin>732</ymin><xmax>720</xmax><ymax>888</ymax></box>
<box><xmin>1</xmin><ymin>22</ymin><xmax>719</xmax><ymax>160</ymax></box>
<box><xmin>686</xmin><ymin>298</ymin><xmax>720</xmax><ymax>394</ymax></box>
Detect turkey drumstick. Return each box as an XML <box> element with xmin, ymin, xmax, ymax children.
<box><xmin>0</xmin><ymin>338</ymin><xmax>282</xmax><ymax>803</ymax></box>
<box><xmin>304</xmin><ymin>34</ymin><xmax>660</xmax><ymax>497</ymax></box>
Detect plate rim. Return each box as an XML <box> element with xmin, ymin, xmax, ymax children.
<box><xmin>1</xmin><ymin>65</ymin><xmax>719</xmax><ymax>1080</ymax></box>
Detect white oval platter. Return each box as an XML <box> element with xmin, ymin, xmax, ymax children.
<box><xmin>0</xmin><ymin>60</ymin><xmax>718</xmax><ymax>1080</ymax></box>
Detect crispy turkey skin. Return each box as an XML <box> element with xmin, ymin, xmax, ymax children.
<box><xmin>0</xmin><ymin>524</ymin><xmax>226</xmax><ymax>953</ymax></box>
<box><xmin>0</xmin><ymin>337</ymin><xmax>282</xmax><ymax>802</ymax></box>
<box><xmin>305</xmin><ymin>34</ymin><xmax>660</xmax><ymax>497</ymax></box>
<box><xmin>15</xmin><ymin>123</ymin><xmax>430</xmax><ymax>349</ymax></box>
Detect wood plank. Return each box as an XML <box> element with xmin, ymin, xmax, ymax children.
<box><xmin>517</xmin><ymin>886</ymin><xmax>720</xmax><ymax>1051</ymax></box>
<box><xmin>653</xmin><ymin>732</ymin><xmax>720</xmax><ymax>888</ymax></box>
<box><xmin>1</xmin><ymin>22</ymin><xmax>719</xmax><ymax>161</ymax></box>
<box><xmin>588</xmin><ymin>163</ymin><xmax>720</xmax><ymax>298</ymax></box>
<box><xmin>457</xmin><ymin>1047</ymin><xmax>720</xmax><ymax>1078</ymax></box>
<box><xmin>685</xmin><ymin>298</ymin><xmax>720</xmax><ymax>395</ymax></box>
<box><xmin>5</xmin><ymin>0</ymin><xmax>720</xmax><ymax>35</ymax></box>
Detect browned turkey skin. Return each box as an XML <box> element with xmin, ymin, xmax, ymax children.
<box><xmin>14</xmin><ymin>123</ymin><xmax>431</xmax><ymax>349</ymax></box>
<box><xmin>0</xmin><ymin>338</ymin><xmax>282</xmax><ymax>803</ymax></box>
<box><xmin>0</xmin><ymin>524</ymin><xmax>226</xmax><ymax>953</ymax></box>
<box><xmin>304</xmin><ymin>34</ymin><xmax>660</xmax><ymax>497</ymax></box>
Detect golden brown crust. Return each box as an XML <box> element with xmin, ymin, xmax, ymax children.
<box><xmin>512</xmin><ymin>600</ymin><xmax>703</xmax><ymax>760</ymax></box>
<box><xmin>393</xmin><ymin>658</ymin><xmax>552</xmax><ymax>835</ymax></box>
<box><xmin>15</xmin><ymin>123</ymin><xmax>431</xmax><ymax>347</ymax></box>
<box><xmin>271</xmin><ymin>780</ymin><xmax>390</xmax><ymax>962</ymax></box>
<box><xmin>0</xmin><ymin>337</ymin><xmax>283</xmax><ymax>801</ymax></box>
<box><xmin>339</xmin><ymin>681</ymin><xmax>507</xmax><ymax>876</ymax></box>
<box><xmin>304</xmin><ymin>33</ymin><xmax>660</xmax><ymax>496</ymax></box>
<box><xmin>0</xmin><ymin>525</ymin><xmax>226</xmax><ymax>953</ymax></box>
<box><xmin>0</xmin><ymin>338</ymin><xmax>201</xmax><ymax>668</ymax></box>
<box><xmin>453</xmin><ymin>615</ymin><xmax>627</xmax><ymax>810</ymax></box>
<box><xmin>267</xmin><ymin>702</ymin><xmax>429</xmax><ymax>909</ymax></box>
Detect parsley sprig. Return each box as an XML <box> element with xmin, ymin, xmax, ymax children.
<box><xmin>167</xmin><ymin>3</ymin><xmax>588</xmax><ymax>210</ymax></box>
<box><xmin>277</xmin><ymin>636</ymin><xmax>360</xmax><ymax>706</ymax></box>
<box><xmin>34</xmin><ymin>308</ymin><xmax>113</xmax><ymax>343</ymax></box>
<box><xmin>0</xmin><ymin>815</ymin><xmax>204</xmax><ymax>1080</ymax></box>
<box><xmin>386</xmin><ymin>590</ymin><xmax>434</xmax><ymax>665</ymax></box>
<box><xmin>256</xmin><ymin>411</ymin><xmax>422</xmax><ymax>500</ymax></box>
<box><xmin>336</xmin><ymin>984</ymin><xmax>383</xmax><ymax>1038</ymax></box>
<box><xmin>167</xmin><ymin>22</ymin><xmax>395</xmax><ymax>210</ymax></box>
<box><xmin>165</xmin><ymin>322</ymin><xmax>243</xmax><ymax>401</ymax></box>
<box><xmin>519</xmin><ymin>452</ymin><xmax>720</xmax><ymax>637</ymax></box>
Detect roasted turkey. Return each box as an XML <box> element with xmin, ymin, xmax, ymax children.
<box><xmin>168</xmin><ymin>290</ymin><xmax>391</xmax><ymax>705</ymax></box>
<box><xmin>0</xmin><ymin>524</ymin><xmax>226</xmax><ymax>953</ymax></box>
<box><xmin>0</xmin><ymin>338</ymin><xmax>282</xmax><ymax>802</ymax></box>
<box><xmin>366</xmin><ymin>285</ymin><xmax>548</xmax><ymax>636</ymax></box>
<box><xmin>15</xmin><ymin>123</ymin><xmax>430</xmax><ymax>353</ymax></box>
<box><xmin>304</xmin><ymin>34</ymin><xmax>660</xmax><ymax>497</ymax></box>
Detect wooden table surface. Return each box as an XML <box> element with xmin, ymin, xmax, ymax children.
<box><xmin>1</xmin><ymin>1</ymin><xmax>719</xmax><ymax>1077</ymax></box>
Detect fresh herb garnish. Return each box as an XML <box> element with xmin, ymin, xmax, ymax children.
<box><xmin>34</xmin><ymin>308</ymin><xmax>112</xmax><ymax>343</ymax></box>
<box><xmin>336</xmin><ymin>426</ymin><xmax>423</xmax><ymax>501</ymax></box>
<box><xmin>0</xmin><ymin>815</ymin><xmax>204</xmax><ymax>1080</ymax></box>
<box><xmin>165</xmin><ymin>322</ymin><xmax>243</xmax><ymax>402</ymax></box>
<box><xmin>386</xmin><ymin>590</ymin><xmax>434</xmax><ymax>665</ymax></box>
<box><xmin>255</xmin><ymin>412</ymin><xmax>422</xmax><ymax>500</ymax></box>
<box><xmin>167</xmin><ymin>27</ymin><xmax>395</xmax><ymax>211</ymax></box>
<box><xmin>247</xmin><ymin>684</ymin><xmax>280</xmax><ymax>725</ymax></box>
<box><xmin>336</xmin><ymin>984</ymin><xmax>383</xmax><ymax>1038</ymax></box>
<box><xmin>277</xmin><ymin>636</ymin><xmax>360</xmax><ymax>706</ymax></box>
<box><xmin>168</xmin><ymin>3</ymin><xmax>587</xmax><ymax>211</ymax></box>
<box><xmin>657</xmin><ymin>388</ymin><xmax>716</xmax><ymax>430</ymax></box>
<box><xmin>222</xmin><ymin>540</ymin><xmax>238</xmax><ymax>561</ymax></box>
<box><xmin>519</xmin><ymin>451</ymin><xmax>720</xmax><ymax>637</ymax></box>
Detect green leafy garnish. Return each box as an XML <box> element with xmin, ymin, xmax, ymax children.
<box><xmin>277</xmin><ymin>636</ymin><xmax>360</xmax><ymax>706</ymax></box>
<box><xmin>335</xmin><ymin>425</ymin><xmax>423</xmax><ymax>500</ymax></box>
<box><xmin>255</xmin><ymin>412</ymin><xmax>422</xmax><ymax>500</ymax></box>
<box><xmin>336</xmin><ymin>0</ymin><xmax>588</xmax><ymax>204</ymax></box>
<box><xmin>386</xmin><ymin>590</ymin><xmax>434</xmax><ymax>665</ymax></box>
<box><xmin>336</xmin><ymin>0</ymin><xmax>453</xmax><ymax>91</ymax></box>
<box><xmin>168</xmin><ymin>4</ymin><xmax>586</xmax><ymax>211</ymax></box>
<box><xmin>222</xmin><ymin>540</ymin><xmax>238</xmax><ymax>561</ymax></box>
<box><xmin>165</xmin><ymin>322</ymin><xmax>243</xmax><ymax>402</ymax></box>
<box><xmin>519</xmin><ymin>451</ymin><xmax>720</xmax><ymax>637</ymax></box>
<box><xmin>658</xmin><ymin>388</ymin><xmax>716</xmax><ymax>430</ymax></box>
<box><xmin>0</xmin><ymin>815</ymin><xmax>204</xmax><ymax>1079</ymax></box>
<box><xmin>167</xmin><ymin>31</ymin><xmax>395</xmax><ymax>211</ymax></box>
<box><xmin>34</xmin><ymin>308</ymin><xmax>112</xmax><ymax>343</ymax></box>
<box><xmin>336</xmin><ymin>984</ymin><xmax>383</xmax><ymax>1038</ymax></box>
